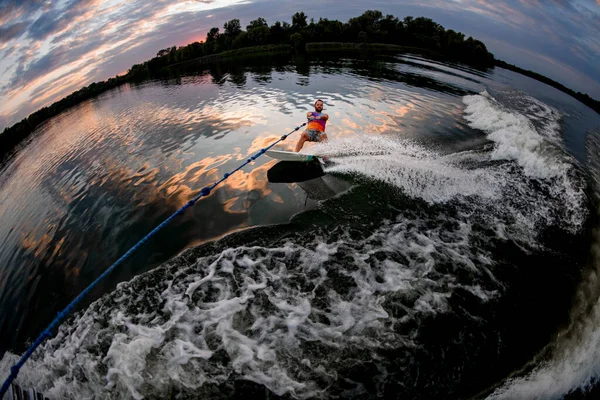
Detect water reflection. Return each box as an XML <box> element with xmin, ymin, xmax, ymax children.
<box><xmin>0</xmin><ymin>51</ymin><xmax>496</xmax><ymax>356</ymax></box>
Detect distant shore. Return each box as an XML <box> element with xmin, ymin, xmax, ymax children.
<box><xmin>166</xmin><ymin>44</ymin><xmax>292</xmax><ymax>69</ymax></box>
<box><xmin>306</xmin><ymin>42</ymin><xmax>439</xmax><ymax>55</ymax></box>
<box><xmin>494</xmin><ymin>59</ymin><xmax>599</xmax><ymax>113</ymax></box>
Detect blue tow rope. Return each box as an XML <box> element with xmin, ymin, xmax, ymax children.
<box><xmin>0</xmin><ymin>122</ymin><xmax>307</xmax><ymax>398</ymax></box>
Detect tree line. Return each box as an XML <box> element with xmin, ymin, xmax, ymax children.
<box><xmin>0</xmin><ymin>75</ymin><xmax>130</xmax><ymax>156</ymax></box>
<box><xmin>1</xmin><ymin>10</ymin><xmax>597</xmax><ymax>157</ymax></box>
<box><xmin>127</xmin><ymin>11</ymin><xmax>495</xmax><ymax>81</ymax></box>
<box><xmin>495</xmin><ymin>60</ymin><xmax>599</xmax><ymax>113</ymax></box>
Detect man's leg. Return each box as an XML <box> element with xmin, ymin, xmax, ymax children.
<box><xmin>295</xmin><ymin>131</ymin><xmax>310</xmax><ymax>152</ymax></box>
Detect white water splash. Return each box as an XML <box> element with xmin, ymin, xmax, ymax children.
<box><xmin>0</xmin><ymin>211</ymin><xmax>500</xmax><ymax>399</ymax></box>
<box><xmin>486</xmin><ymin>130</ymin><xmax>600</xmax><ymax>400</ymax></box>
<box><xmin>312</xmin><ymin>107</ymin><xmax>584</xmax><ymax>238</ymax></box>
<box><xmin>462</xmin><ymin>90</ymin><xmax>566</xmax><ymax>179</ymax></box>
<box><xmin>314</xmin><ymin>135</ymin><xmax>500</xmax><ymax>204</ymax></box>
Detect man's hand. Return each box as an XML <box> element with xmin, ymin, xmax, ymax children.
<box><xmin>307</xmin><ymin>113</ymin><xmax>328</xmax><ymax>121</ymax></box>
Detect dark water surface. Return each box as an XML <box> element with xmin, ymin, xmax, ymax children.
<box><xmin>1</xmin><ymin>53</ymin><xmax>600</xmax><ymax>399</ymax></box>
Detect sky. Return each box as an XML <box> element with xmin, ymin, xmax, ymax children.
<box><xmin>0</xmin><ymin>0</ymin><xmax>599</xmax><ymax>130</ymax></box>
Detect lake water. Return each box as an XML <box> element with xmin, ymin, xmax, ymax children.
<box><xmin>1</xmin><ymin>52</ymin><xmax>600</xmax><ymax>399</ymax></box>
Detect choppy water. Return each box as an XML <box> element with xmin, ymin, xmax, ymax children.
<box><xmin>1</xmin><ymin>53</ymin><xmax>599</xmax><ymax>399</ymax></box>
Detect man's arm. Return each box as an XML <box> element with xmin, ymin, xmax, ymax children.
<box><xmin>307</xmin><ymin>112</ymin><xmax>314</xmax><ymax>120</ymax></box>
<box><xmin>320</xmin><ymin>113</ymin><xmax>329</xmax><ymax>121</ymax></box>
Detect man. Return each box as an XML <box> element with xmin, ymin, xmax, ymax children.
<box><xmin>295</xmin><ymin>99</ymin><xmax>329</xmax><ymax>152</ymax></box>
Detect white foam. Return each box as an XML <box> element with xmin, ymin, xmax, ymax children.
<box><xmin>587</xmin><ymin>129</ymin><xmax>600</xmax><ymax>202</ymax></box>
<box><xmin>486</xmin><ymin>131</ymin><xmax>600</xmax><ymax>399</ymax></box>
<box><xmin>0</xmin><ymin>208</ymin><xmax>505</xmax><ymax>399</ymax></box>
<box><xmin>462</xmin><ymin>91</ymin><xmax>566</xmax><ymax>179</ymax></box>
<box><xmin>313</xmin><ymin>118</ymin><xmax>584</xmax><ymax>238</ymax></box>
<box><xmin>315</xmin><ymin>135</ymin><xmax>500</xmax><ymax>204</ymax></box>
<box><xmin>463</xmin><ymin>91</ymin><xmax>586</xmax><ymax>233</ymax></box>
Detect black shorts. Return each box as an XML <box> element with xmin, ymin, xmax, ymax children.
<box><xmin>307</xmin><ymin>129</ymin><xmax>324</xmax><ymax>141</ymax></box>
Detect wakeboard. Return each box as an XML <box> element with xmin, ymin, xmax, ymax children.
<box><xmin>265</xmin><ymin>149</ymin><xmax>318</xmax><ymax>162</ymax></box>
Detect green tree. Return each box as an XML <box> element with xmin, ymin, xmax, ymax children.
<box><xmin>207</xmin><ymin>27</ymin><xmax>219</xmax><ymax>42</ymax></box>
<box><xmin>248</xmin><ymin>25</ymin><xmax>271</xmax><ymax>45</ymax></box>
<box><xmin>270</xmin><ymin>21</ymin><xmax>287</xmax><ymax>44</ymax></box>
<box><xmin>247</xmin><ymin>17</ymin><xmax>268</xmax><ymax>31</ymax></box>
<box><xmin>245</xmin><ymin>17</ymin><xmax>270</xmax><ymax>45</ymax></box>
<box><xmin>290</xmin><ymin>32</ymin><xmax>304</xmax><ymax>50</ymax></box>
<box><xmin>345</xmin><ymin>10</ymin><xmax>383</xmax><ymax>41</ymax></box>
<box><xmin>327</xmin><ymin>19</ymin><xmax>343</xmax><ymax>40</ymax></box>
<box><xmin>168</xmin><ymin>46</ymin><xmax>178</xmax><ymax>63</ymax></box>
<box><xmin>292</xmin><ymin>12</ymin><xmax>308</xmax><ymax>30</ymax></box>
<box><xmin>357</xmin><ymin>10</ymin><xmax>383</xmax><ymax>30</ymax></box>
<box><xmin>205</xmin><ymin>27</ymin><xmax>220</xmax><ymax>53</ymax></box>
<box><xmin>223</xmin><ymin>19</ymin><xmax>242</xmax><ymax>37</ymax></box>
<box><xmin>156</xmin><ymin>48</ymin><xmax>172</xmax><ymax>57</ymax></box>
<box><xmin>232</xmin><ymin>31</ymin><xmax>249</xmax><ymax>48</ymax></box>
<box><xmin>377</xmin><ymin>14</ymin><xmax>402</xmax><ymax>42</ymax></box>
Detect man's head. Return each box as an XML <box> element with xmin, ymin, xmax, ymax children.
<box><xmin>314</xmin><ymin>99</ymin><xmax>324</xmax><ymax>112</ymax></box>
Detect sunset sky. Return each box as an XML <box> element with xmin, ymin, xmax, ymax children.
<box><xmin>0</xmin><ymin>0</ymin><xmax>599</xmax><ymax>130</ymax></box>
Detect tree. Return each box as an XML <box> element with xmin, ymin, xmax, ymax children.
<box><xmin>247</xmin><ymin>17</ymin><xmax>268</xmax><ymax>31</ymax></box>
<box><xmin>270</xmin><ymin>21</ymin><xmax>287</xmax><ymax>44</ymax></box>
<box><xmin>290</xmin><ymin>32</ymin><xmax>304</xmax><ymax>50</ymax></box>
<box><xmin>378</xmin><ymin>14</ymin><xmax>402</xmax><ymax>42</ymax></box>
<box><xmin>357</xmin><ymin>10</ymin><xmax>383</xmax><ymax>30</ymax></box>
<box><xmin>223</xmin><ymin>19</ymin><xmax>242</xmax><ymax>37</ymax></box>
<box><xmin>443</xmin><ymin>29</ymin><xmax>465</xmax><ymax>52</ymax></box>
<box><xmin>206</xmin><ymin>27</ymin><xmax>220</xmax><ymax>42</ymax></box>
<box><xmin>248</xmin><ymin>25</ymin><xmax>271</xmax><ymax>45</ymax></box>
<box><xmin>292</xmin><ymin>12</ymin><xmax>307</xmax><ymax>30</ymax></box>
<box><xmin>168</xmin><ymin>46</ymin><xmax>178</xmax><ymax>63</ymax></box>
<box><xmin>156</xmin><ymin>48</ymin><xmax>172</xmax><ymax>57</ymax></box>
<box><xmin>205</xmin><ymin>27</ymin><xmax>220</xmax><ymax>53</ymax></box>
<box><xmin>346</xmin><ymin>10</ymin><xmax>383</xmax><ymax>40</ymax></box>
<box><xmin>232</xmin><ymin>31</ymin><xmax>249</xmax><ymax>48</ymax></box>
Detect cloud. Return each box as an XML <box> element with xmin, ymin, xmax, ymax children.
<box><xmin>28</xmin><ymin>10</ymin><xmax>70</xmax><ymax>40</ymax></box>
<box><xmin>11</xmin><ymin>41</ymin><xmax>101</xmax><ymax>90</ymax></box>
<box><xmin>0</xmin><ymin>0</ymin><xmax>48</xmax><ymax>24</ymax></box>
<box><xmin>26</xmin><ymin>0</ymin><xmax>103</xmax><ymax>40</ymax></box>
<box><xmin>0</xmin><ymin>44</ymin><xmax>20</xmax><ymax>59</ymax></box>
<box><xmin>0</xmin><ymin>21</ymin><xmax>31</xmax><ymax>43</ymax></box>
